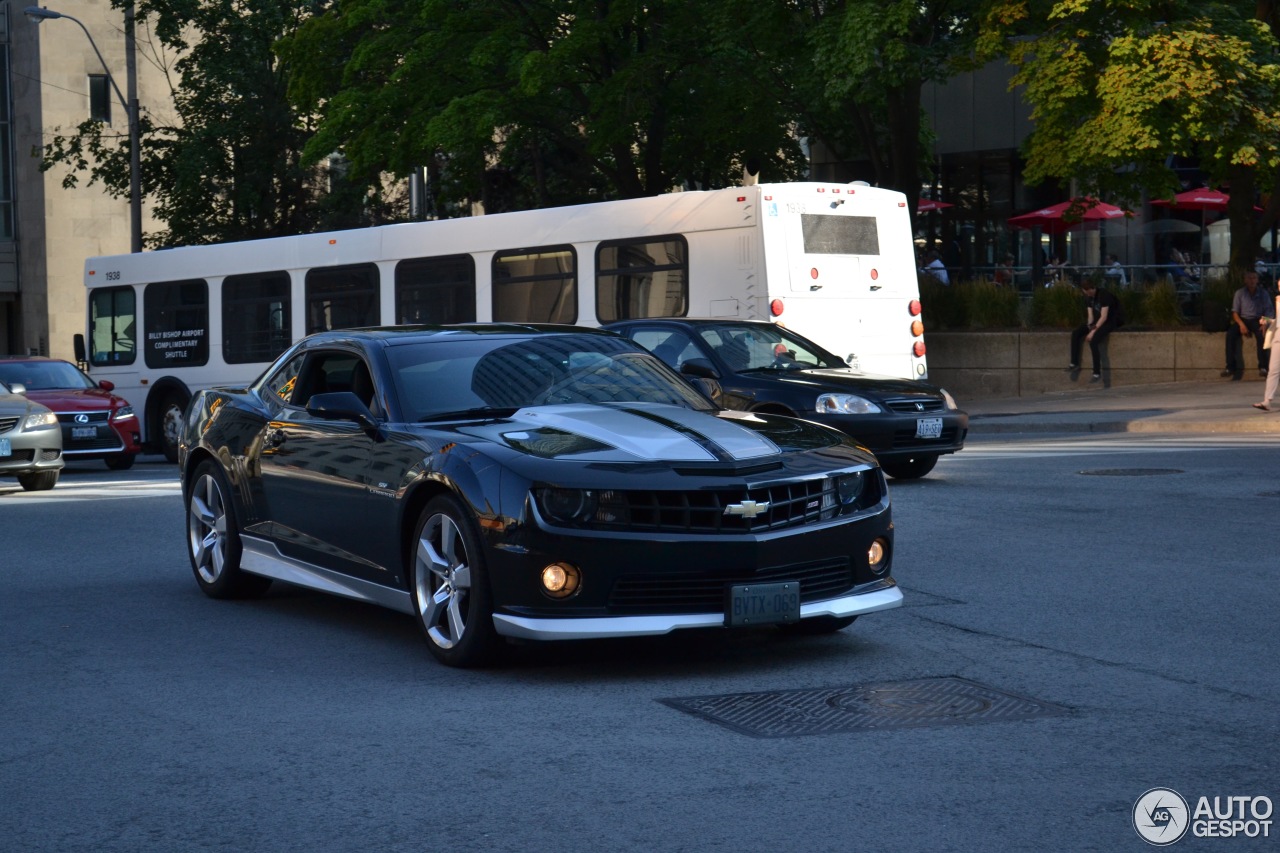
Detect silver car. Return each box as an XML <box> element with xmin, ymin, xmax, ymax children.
<box><xmin>0</xmin><ymin>380</ymin><xmax>64</xmax><ymax>491</ymax></box>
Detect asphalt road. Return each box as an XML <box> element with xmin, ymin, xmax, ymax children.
<box><xmin>1</xmin><ymin>439</ymin><xmax>1277</xmax><ymax>852</ymax></box>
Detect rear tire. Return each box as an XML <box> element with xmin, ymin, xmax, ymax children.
<box><xmin>105</xmin><ymin>453</ymin><xmax>136</xmax><ymax>471</ymax></box>
<box><xmin>880</xmin><ymin>453</ymin><xmax>938</xmax><ymax>480</ymax></box>
<box><xmin>410</xmin><ymin>495</ymin><xmax>501</xmax><ymax>667</ymax></box>
<box><xmin>186</xmin><ymin>459</ymin><xmax>271</xmax><ymax>599</ymax></box>
<box><xmin>17</xmin><ymin>470</ymin><xmax>59</xmax><ymax>491</ymax></box>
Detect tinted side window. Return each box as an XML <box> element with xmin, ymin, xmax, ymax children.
<box><xmin>306</xmin><ymin>264</ymin><xmax>379</xmax><ymax>334</ymax></box>
<box><xmin>89</xmin><ymin>286</ymin><xmax>137</xmax><ymax>366</ymax></box>
<box><xmin>395</xmin><ymin>255</ymin><xmax>476</xmax><ymax>324</ymax></box>
<box><xmin>224</xmin><ymin>271</ymin><xmax>291</xmax><ymax>364</ymax></box>
<box><xmin>144</xmin><ymin>279</ymin><xmax>209</xmax><ymax>368</ymax></box>
<box><xmin>492</xmin><ymin>246</ymin><xmax>576</xmax><ymax>323</ymax></box>
<box><xmin>596</xmin><ymin>236</ymin><xmax>688</xmax><ymax>322</ymax></box>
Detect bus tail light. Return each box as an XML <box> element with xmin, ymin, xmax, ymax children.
<box><xmin>909</xmin><ymin>300</ymin><xmax>922</xmax><ymax>316</ymax></box>
<box><xmin>913</xmin><ymin>341</ymin><xmax>927</xmax><ymax>357</ymax></box>
<box><xmin>911</xmin><ymin>320</ymin><xmax>924</xmax><ymax>337</ymax></box>
<box><xmin>870</xmin><ymin>268</ymin><xmax>879</xmax><ymax>280</ymax></box>
<box><xmin>770</xmin><ymin>299</ymin><xmax>785</xmax><ymax>317</ymax></box>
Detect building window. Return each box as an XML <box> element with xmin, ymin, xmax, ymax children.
<box><xmin>88</xmin><ymin>74</ymin><xmax>111</xmax><ymax>123</ymax></box>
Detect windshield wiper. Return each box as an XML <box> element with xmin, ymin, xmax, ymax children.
<box><xmin>418</xmin><ymin>406</ymin><xmax>519</xmax><ymax>423</ymax></box>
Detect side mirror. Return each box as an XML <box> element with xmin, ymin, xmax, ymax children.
<box><xmin>680</xmin><ymin>358</ymin><xmax>720</xmax><ymax>380</ymax></box>
<box><xmin>306</xmin><ymin>391</ymin><xmax>380</xmax><ymax>435</ymax></box>
<box><xmin>73</xmin><ymin>334</ymin><xmax>86</xmax><ymax>366</ymax></box>
<box><xmin>9</xmin><ymin>382</ymin><xmax>27</xmax><ymax>396</ymax></box>
<box><xmin>98</xmin><ymin>380</ymin><xmax>116</xmax><ymax>392</ymax></box>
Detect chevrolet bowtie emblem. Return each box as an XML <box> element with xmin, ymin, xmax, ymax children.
<box><xmin>724</xmin><ymin>500</ymin><xmax>770</xmax><ymax>519</ymax></box>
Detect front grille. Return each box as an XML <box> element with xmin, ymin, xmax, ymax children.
<box><xmin>61</xmin><ymin>425</ymin><xmax>124</xmax><ymax>452</ymax></box>
<box><xmin>2</xmin><ymin>449</ymin><xmax>35</xmax><ymax>462</ymax></box>
<box><xmin>40</xmin><ymin>449</ymin><xmax>62</xmax><ymax>462</ymax></box>
<box><xmin>892</xmin><ymin>426</ymin><xmax>960</xmax><ymax>448</ymax></box>
<box><xmin>588</xmin><ymin>477</ymin><xmax>878</xmax><ymax>535</ymax></box>
<box><xmin>608</xmin><ymin>558</ymin><xmax>854</xmax><ymax>613</ymax></box>
<box><xmin>55</xmin><ymin>411</ymin><xmax>110</xmax><ymax>423</ymax></box>
<box><xmin>884</xmin><ymin>398</ymin><xmax>946</xmax><ymax>414</ymax></box>
<box><xmin>0</xmin><ymin>416</ymin><xmax>19</xmax><ymax>434</ymax></box>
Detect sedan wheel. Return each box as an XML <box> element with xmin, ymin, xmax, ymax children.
<box><xmin>186</xmin><ymin>460</ymin><xmax>270</xmax><ymax>598</ymax></box>
<box><xmin>412</xmin><ymin>496</ymin><xmax>500</xmax><ymax>667</ymax></box>
<box><xmin>880</xmin><ymin>453</ymin><xmax>939</xmax><ymax>480</ymax></box>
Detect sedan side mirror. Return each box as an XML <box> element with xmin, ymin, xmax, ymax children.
<box><xmin>680</xmin><ymin>358</ymin><xmax>720</xmax><ymax>380</ymax></box>
<box><xmin>306</xmin><ymin>391</ymin><xmax>380</xmax><ymax>436</ymax></box>
<box><xmin>98</xmin><ymin>380</ymin><xmax>116</xmax><ymax>392</ymax></box>
<box><xmin>9</xmin><ymin>382</ymin><xmax>27</xmax><ymax>396</ymax></box>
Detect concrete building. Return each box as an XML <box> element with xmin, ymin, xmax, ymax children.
<box><xmin>3</xmin><ymin>0</ymin><xmax>164</xmax><ymax>360</ymax></box>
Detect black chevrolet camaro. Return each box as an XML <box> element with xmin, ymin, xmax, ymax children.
<box><xmin>180</xmin><ymin>325</ymin><xmax>901</xmax><ymax>667</ymax></box>
<box><xmin>603</xmin><ymin>318</ymin><xmax>968</xmax><ymax>479</ymax></box>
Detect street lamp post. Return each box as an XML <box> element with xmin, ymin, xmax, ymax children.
<box><xmin>25</xmin><ymin>4</ymin><xmax>142</xmax><ymax>253</ymax></box>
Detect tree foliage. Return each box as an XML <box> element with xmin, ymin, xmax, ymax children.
<box><xmin>280</xmin><ymin>0</ymin><xmax>806</xmax><ymax>212</ymax></box>
<box><xmin>980</xmin><ymin>0</ymin><xmax>1280</xmax><ymax>269</ymax></box>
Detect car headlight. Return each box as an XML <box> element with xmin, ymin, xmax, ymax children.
<box><xmin>940</xmin><ymin>389</ymin><xmax>959</xmax><ymax>411</ymax></box>
<box><xmin>112</xmin><ymin>405</ymin><xmax>137</xmax><ymax>421</ymax></box>
<box><xmin>534</xmin><ymin>488</ymin><xmax>599</xmax><ymax>525</ymax></box>
<box><xmin>23</xmin><ymin>411</ymin><xmax>58</xmax><ymax>430</ymax></box>
<box><xmin>816</xmin><ymin>393</ymin><xmax>882</xmax><ymax>415</ymax></box>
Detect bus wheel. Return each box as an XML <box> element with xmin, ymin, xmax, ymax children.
<box><xmin>880</xmin><ymin>454</ymin><xmax>938</xmax><ymax>480</ymax></box>
<box><xmin>158</xmin><ymin>394</ymin><xmax>187</xmax><ymax>463</ymax></box>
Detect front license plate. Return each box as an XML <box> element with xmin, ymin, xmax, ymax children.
<box><xmin>726</xmin><ymin>580</ymin><xmax>800</xmax><ymax>627</ymax></box>
<box><xmin>915</xmin><ymin>417</ymin><xmax>943</xmax><ymax>439</ymax></box>
<box><xmin>72</xmin><ymin>426</ymin><xmax>97</xmax><ymax>439</ymax></box>
<box><xmin>0</xmin><ymin>438</ymin><xmax>9</xmax><ymax>457</ymax></box>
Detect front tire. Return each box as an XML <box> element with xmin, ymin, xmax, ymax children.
<box><xmin>880</xmin><ymin>453</ymin><xmax>939</xmax><ymax>480</ymax></box>
<box><xmin>186</xmin><ymin>459</ymin><xmax>271</xmax><ymax>599</ymax></box>
<box><xmin>105</xmin><ymin>453</ymin><xmax>136</xmax><ymax>471</ymax></box>
<box><xmin>411</xmin><ymin>495</ymin><xmax>501</xmax><ymax>667</ymax></box>
<box><xmin>17</xmin><ymin>470</ymin><xmax>59</xmax><ymax>491</ymax></box>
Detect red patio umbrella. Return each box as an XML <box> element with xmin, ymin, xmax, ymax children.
<box><xmin>1150</xmin><ymin>188</ymin><xmax>1230</xmax><ymax>210</ymax></box>
<box><xmin>1007</xmin><ymin>198</ymin><xmax>1130</xmax><ymax>233</ymax></box>
<box><xmin>917</xmin><ymin>199</ymin><xmax>954</xmax><ymax>213</ymax></box>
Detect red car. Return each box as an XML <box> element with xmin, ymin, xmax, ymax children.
<box><xmin>0</xmin><ymin>357</ymin><xmax>142</xmax><ymax>470</ymax></box>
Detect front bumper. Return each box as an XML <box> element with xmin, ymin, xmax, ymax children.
<box><xmin>811</xmin><ymin>410</ymin><xmax>968</xmax><ymax>460</ymax></box>
<box><xmin>493</xmin><ymin>581</ymin><xmax>902</xmax><ymax>639</ymax></box>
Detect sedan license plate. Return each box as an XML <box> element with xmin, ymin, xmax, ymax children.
<box><xmin>915</xmin><ymin>417</ymin><xmax>943</xmax><ymax>439</ymax></box>
<box><xmin>726</xmin><ymin>580</ymin><xmax>800</xmax><ymax>627</ymax></box>
<box><xmin>0</xmin><ymin>438</ymin><xmax>9</xmax><ymax>457</ymax></box>
<box><xmin>72</xmin><ymin>426</ymin><xmax>97</xmax><ymax>440</ymax></box>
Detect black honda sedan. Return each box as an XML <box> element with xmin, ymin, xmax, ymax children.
<box><xmin>180</xmin><ymin>325</ymin><xmax>901</xmax><ymax>667</ymax></box>
<box><xmin>604</xmin><ymin>319</ymin><xmax>967</xmax><ymax>479</ymax></box>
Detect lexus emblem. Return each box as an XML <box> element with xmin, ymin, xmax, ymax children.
<box><xmin>724</xmin><ymin>500</ymin><xmax>770</xmax><ymax>519</ymax></box>
<box><xmin>74</xmin><ymin>414</ymin><xmax>90</xmax><ymax>424</ymax></box>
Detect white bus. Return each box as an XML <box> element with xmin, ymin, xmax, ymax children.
<box><xmin>78</xmin><ymin>181</ymin><xmax>927</xmax><ymax>461</ymax></box>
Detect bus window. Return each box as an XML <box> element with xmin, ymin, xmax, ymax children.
<box><xmin>224</xmin><ymin>271</ymin><xmax>291</xmax><ymax>364</ymax></box>
<box><xmin>596</xmin><ymin>236</ymin><xmax>688</xmax><ymax>322</ymax></box>
<box><xmin>144</xmin><ymin>279</ymin><xmax>209</xmax><ymax>368</ymax></box>
<box><xmin>395</xmin><ymin>255</ymin><xmax>476</xmax><ymax>324</ymax></box>
<box><xmin>801</xmin><ymin>214</ymin><xmax>880</xmax><ymax>255</ymax></box>
<box><xmin>492</xmin><ymin>246</ymin><xmax>576</xmax><ymax>324</ymax></box>
<box><xmin>89</xmin><ymin>286</ymin><xmax>137</xmax><ymax>365</ymax></box>
<box><xmin>306</xmin><ymin>263</ymin><xmax>379</xmax><ymax>334</ymax></box>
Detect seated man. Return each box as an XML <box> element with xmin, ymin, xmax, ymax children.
<box><xmin>1223</xmin><ymin>270</ymin><xmax>1275</xmax><ymax>380</ymax></box>
<box><xmin>1069</xmin><ymin>280</ymin><xmax>1123</xmax><ymax>382</ymax></box>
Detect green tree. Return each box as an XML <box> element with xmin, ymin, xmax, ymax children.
<box><xmin>42</xmin><ymin>0</ymin><xmax>384</xmax><ymax>248</ymax></box>
<box><xmin>280</xmin><ymin>0</ymin><xmax>806</xmax><ymax>212</ymax></box>
<box><xmin>980</xmin><ymin>0</ymin><xmax>1280</xmax><ymax>271</ymax></box>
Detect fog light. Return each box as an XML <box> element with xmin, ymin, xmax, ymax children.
<box><xmin>541</xmin><ymin>562</ymin><xmax>581</xmax><ymax>598</ymax></box>
<box><xmin>868</xmin><ymin>538</ymin><xmax>888</xmax><ymax>573</ymax></box>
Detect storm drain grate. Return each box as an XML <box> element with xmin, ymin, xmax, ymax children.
<box><xmin>661</xmin><ymin>677</ymin><xmax>1070</xmax><ymax>738</ymax></box>
<box><xmin>1078</xmin><ymin>468</ymin><xmax>1184</xmax><ymax>476</ymax></box>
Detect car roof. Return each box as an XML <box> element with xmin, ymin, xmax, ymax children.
<box><xmin>605</xmin><ymin>318</ymin><xmax>772</xmax><ymax>328</ymax></box>
<box><xmin>301</xmin><ymin>323</ymin><xmax>624</xmax><ymax>347</ymax></box>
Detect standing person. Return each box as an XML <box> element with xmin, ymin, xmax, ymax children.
<box><xmin>1222</xmin><ymin>270</ymin><xmax>1275</xmax><ymax>380</ymax></box>
<box><xmin>1254</xmin><ymin>294</ymin><xmax>1280</xmax><ymax>410</ymax></box>
<box><xmin>1068</xmin><ymin>280</ymin><xmax>1123</xmax><ymax>382</ymax></box>
<box><xmin>921</xmin><ymin>249</ymin><xmax>949</xmax><ymax>285</ymax></box>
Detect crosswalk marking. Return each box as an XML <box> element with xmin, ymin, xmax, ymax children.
<box><xmin>0</xmin><ymin>473</ymin><xmax>181</xmax><ymax>503</ymax></box>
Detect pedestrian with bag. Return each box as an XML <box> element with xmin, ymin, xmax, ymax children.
<box><xmin>1253</xmin><ymin>289</ymin><xmax>1280</xmax><ymax>410</ymax></box>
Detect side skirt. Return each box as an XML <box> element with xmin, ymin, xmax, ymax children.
<box><xmin>240</xmin><ymin>535</ymin><xmax>413</xmax><ymax>615</ymax></box>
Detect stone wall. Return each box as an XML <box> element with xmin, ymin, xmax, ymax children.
<box><xmin>926</xmin><ymin>330</ymin><xmax>1267</xmax><ymax>398</ymax></box>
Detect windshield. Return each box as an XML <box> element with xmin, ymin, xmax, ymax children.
<box><xmin>0</xmin><ymin>360</ymin><xmax>96</xmax><ymax>390</ymax></box>
<box><xmin>387</xmin><ymin>333</ymin><xmax>716</xmax><ymax>422</ymax></box>
<box><xmin>697</xmin><ymin>324</ymin><xmax>844</xmax><ymax>372</ymax></box>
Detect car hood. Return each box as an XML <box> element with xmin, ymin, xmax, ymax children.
<box><xmin>758</xmin><ymin>368</ymin><xmax>944</xmax><ymax>398</ymax></box>
<box><xmin>454</xmin><ymin>402</ymin><xmax>845</xmax><ymax>462</ymax></box>
<box><xmin>22</xmin><ymin>387</ymin><xmax>121</xmax><ymax>411</ymax></box>
<box><xmin>0</xmin><ymin>391</ymin><xmax>47</xmax><ymax>417</ymax></box>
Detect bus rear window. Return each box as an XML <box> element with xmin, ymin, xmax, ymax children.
<box><xmin>144</xmin><ymin>279</ymin><xmax>209</xmax><ymax>368</ymax></box>
<box><xmin>89</xmin><ymin>286</ymin><xmax>137</xmax><ymax>366</ymax></box>
<box><xmin>801</xmin><ymin>214</ymin><xmax>880</xmax><ymax>256</ymax></box>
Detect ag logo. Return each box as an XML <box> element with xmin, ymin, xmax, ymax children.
<box><xmin>1133</xmin><ymin>788</ymin><xmax>1190</xmax><ymax>845</ymax></box>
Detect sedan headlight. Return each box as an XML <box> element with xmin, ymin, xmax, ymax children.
<box><xmin>940</xmin><ymin>388</ymin><xmax>959</xmax><ymax>411</ymax></box>
<box><xmin>112</xmin><ymin>405</ymin><xmax>137</xmax><ymax>421</ymax></box>
<box><xmin>816</xmin><ymin>393</ymin><xmax>882</xmax><ymax>415</ymax></box>
<box><xmin>23</xmin><ymin>411</ymin><xmax>58</xmax><ymax>430</ymax></box>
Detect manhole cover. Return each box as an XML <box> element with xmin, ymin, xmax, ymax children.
<box><xmin>661</xmin><ymin>677</ymin><xmax>1069</xmax><ymax>738</ymax></box>
<box><xmin>1079</xmin><ymin>468</ymin><xmax>1184</xmax><ymax>476</ymax></box>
